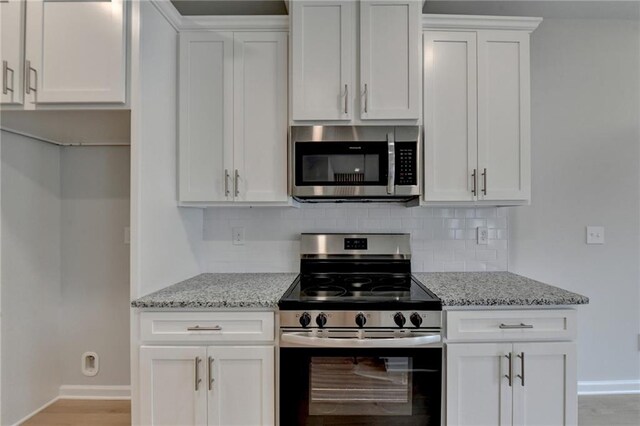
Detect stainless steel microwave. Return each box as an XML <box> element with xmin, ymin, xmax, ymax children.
<box><xmin>289</xmin><ymin>126</ymin><xmax>421</xmax><ymax>202</ymax></box>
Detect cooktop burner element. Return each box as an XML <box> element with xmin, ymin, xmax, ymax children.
<box><xmin>278</xmin><ymin>233</ymin><xmax>442</xmax><ymax>312</ymax></box>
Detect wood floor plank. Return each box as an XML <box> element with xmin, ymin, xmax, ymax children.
<box><xmin>22</xmin><ymin>400</ymin><xmax>131</xmax><ymax>426</ymax></box>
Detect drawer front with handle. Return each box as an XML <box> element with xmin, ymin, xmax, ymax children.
<box><xmin>140</xmin><ymin>312</ymin><xmax>275</xmax><ymax>343</ymax></box>
<box><xmin>445</xmin><ymin>310</ymin><xmax>576</xmax><ymax>342</ymax></box>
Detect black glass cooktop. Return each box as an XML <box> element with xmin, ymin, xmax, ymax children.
<box><xmin>279</xmin><ymin>273</ymin><xmax>442</xmax><ymax>310</ymax></box>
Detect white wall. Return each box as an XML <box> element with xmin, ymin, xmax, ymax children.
<box><xmin>508</xmin><ymin>17</ymin><xmax>640</xmax><ymax>388</ymax></box>
<box><xmin>201</xmin><ymin>205</ymin><xmax>508</xmax><ymax>272</ymax></box>
<box><xmin>60</xmin><ymin>147</ymin><xmax>131</xmax><ymax>386</ymax></box>
<box><xmin>132</xmin><ymin>1</ymin><xmax>202</xmax><ymax>299</ymax></box>
<box><xmin>1</xmin><ymin>131</ymin><xmax>61</xmax><ymax>425</ymax></box>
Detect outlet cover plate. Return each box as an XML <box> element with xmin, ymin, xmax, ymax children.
<box><xmin>586</xmin><ymin>226</ymin><xmax>605</xmax><ymax>245</ymax></box>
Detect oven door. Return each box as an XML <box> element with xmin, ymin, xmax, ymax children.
<box><xmin>280</xmin><ymin>332</ymin><xmax>442</xmax><ymax>425</ymax></box>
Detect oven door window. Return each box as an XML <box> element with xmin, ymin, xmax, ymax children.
<box><xmin>280</xmin><ymin>348</ymin><xmax>441</xmax><ymax>425</ymax></box>
<box><xmin>295</xmin><ymin>142</ymin><xmax>388</xmax><ymax>186</ymax></box>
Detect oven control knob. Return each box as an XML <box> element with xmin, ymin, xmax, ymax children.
<box><xmin>299</xmin><ymin>312</ymin><xmax>311</xmax><ymax>328</ymax></box>
<box><xmin>316</xmin><ymin>313</ymin><xmax>328</xmax><ymax>328</ymax></box>
<box><xmin>393</xmin><ymin>312</ymin><xmax>406</xmax><ymax>328</ymax></box>
<box><xmin>410</xmin><ymin>312</ymin><xmax>423</xmax><ymax>328</ymax></box>
<box><xmin>355</xmin><ymin>313</ymin><xmax>367</xmax><ymax>328</ymax></box>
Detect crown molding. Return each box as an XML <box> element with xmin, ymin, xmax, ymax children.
<box><xmin>423</xmin><ymin>14</ymin><xmax>543</xmax><ymax>32</ymax></box>
<box><xmin>149</xmin><ymin>1</ymin><xmax>289</xmax><ymax>31</ymax></box>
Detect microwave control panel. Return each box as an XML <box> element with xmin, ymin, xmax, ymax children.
<box><xmin>395</xmin><ymin>142</ymin><xmax>417</xmax><ymax>186</ymax></box>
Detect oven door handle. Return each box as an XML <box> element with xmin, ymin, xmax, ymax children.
<box><xmin>387</xmin><ymin>132</ymin><xmax>395</xmax><ymax>195</ymax></box>
<box><xmin>280</xmin><ymin>332</ymin><xmax>441</xmax><ymax>348</ymax></box>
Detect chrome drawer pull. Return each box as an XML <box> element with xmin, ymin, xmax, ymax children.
<box><xmin>499</xmin><ymin>323</ymin><xmax>534</xmax><ymax>329</ymax></box>
<box><xmin>187</xmin><ymin>325</ymin><xmax>222</xmax><ymax>331</ymax></box>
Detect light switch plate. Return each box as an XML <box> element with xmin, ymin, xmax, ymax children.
<box><xmin>586</xmin><ymin>226</ymin><xmax>605</xmax><ymax>245</ymax></box>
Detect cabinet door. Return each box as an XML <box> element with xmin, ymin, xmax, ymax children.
<box><xmin>512</xmin><ymin>342</ymin><xmax>577</xmax><ymax>426</ymax></box>
<box><xmin>24</xmin><ymin>0</ymin><xmax>126</xmax><ymax>104</ymax></box>
<box><xmin>178</xmin><ymin>32</ymin><xmax>234</xmax><ymax>203</ymax></box>
<box><xmin>446</xmin><ymin>343</ymin><xmax>513</xmax><ymax>426</ymax></box>
<box><xmin>208</xmin><ymin>346</ymin><xmax>275</xmax><ymax>426</ymax></box>
<box><xmin>140</xmin><ymin>346</ymin><xmax>208</xmax><ymax>426</ymax></box>
<box><xmin>477</xmin><ymin>30</ymin><xmax>531</xmax><ymax>202</ymax></box>
<box><xmin>233</xmin><ymin>32</ymin><xmax>288</xmax><ymax>203</ymax></box>
<box><xmin>291</xmin><ymin>0</ymin><xmax>354</xmax><ymax>120</ymax></box>
<box><xmin>1</xmin><ymin>0</ymin><xmax>24</xmax><ymax>105</ymax></box>
<box><xmin>423</xmin><ymin>31</ymin><xmax>477</xmax><ymax>202</ymax></box>
<box><xmin>360</xmin><ymin>0</ymin><xmax>421</xmax><ymax>120</ymax></box>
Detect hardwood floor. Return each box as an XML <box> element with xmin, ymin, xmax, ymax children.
<box><xmin>22</xmin><ymin>399</ymin><xmax>130</xmax><ymax>426</ymax></box>
<box><xmin>20</xmin><ymin>395</ymin><xmax>639</xmax><ymax>425</ymax></box>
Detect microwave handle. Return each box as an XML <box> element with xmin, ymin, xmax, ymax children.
<box><xmin>387</xmin><ymin>132</ymin><xmax>395</xmax><ymax>194</ymax></box>
<box><xmin>280</xmin><ymin>332</ymin><xmax>441</xmax><ymax>348</ymax></box>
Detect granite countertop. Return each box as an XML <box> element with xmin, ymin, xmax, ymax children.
<box><xmin>414</xmin><ymin>271</ymin><xmax>589</xmax><ymax>306</ymax></box>
<box><xmin>131</xmin><ymin>271</ymin><xmax>589</xmax><ymax>309</ymax></box>
<box><xmin>131</xmin><ymin>273</ymin><xmax>298</xmax><ymax>309</ymax></box>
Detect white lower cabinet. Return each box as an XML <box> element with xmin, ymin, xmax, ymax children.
<box><xmin>446</xmin><ymin>341</ymin><xmax>576</xmax><ymax>426</ymax></box>
<box><xmin>140</xmin><ymin>345</ymin><xmax>274</xmax><ymax>426</ymax></box>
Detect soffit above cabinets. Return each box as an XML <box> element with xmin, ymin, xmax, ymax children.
<box><xmin>170</xmin><ymin>0</ymin><xmax>288</xmax><ymax>16</ymax></box>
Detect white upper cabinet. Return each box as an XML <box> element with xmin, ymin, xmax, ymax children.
<box><xmin>477</xmin><ymin>30</ymin><xmax>531</xmax><ymax>202</ymax></box>
<box><xmin>233</xmin><ymin>32</ymin><xmax>288</xmax><ymax>203</ymax></box>
<box><xmin>1</xmin><ymin>0</ymin><xmax>24</xmax><ymax>105</ymax></box>
<box><xmin>423</xmin><ymin>18</ymin><xmax>539</xmax><ymax>205</ymax></box>
<box><xmin>24</xmin><ymin>0</ymin><xmax>126</xmax><ymax>104</ymax></box>
<box><xmin>424</xmin><ymin>31</ymin><xmax>477</xmax><ymax>202</ymax></box>
<box><xmin>179</xmin><ymin>32</ymin><xmax>234</xmax><ymax>203</ymax></box>
<box><xmin>291</xmin><ymin>1</ymin><xmax>354</xmax><ymax>121</ymax></box>
<box><xmin>359</xmin><ymin>0</ymin><xmax>421</xmax><ymax>120</ymax></box>
<box><xmin>178</xmin><ymin>31</ymin><xmax>288</xmax><ymax>205</ymax></box>
<box><xmin>291</xmin><ymin>0</ymin><xmax>421</xmax><ymax>123</ymax></box>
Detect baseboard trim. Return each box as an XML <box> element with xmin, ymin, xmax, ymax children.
<box><xmin>578</xmin><ymin>380</ymin><xmax>640</xmax><ymax>395</ymax></box>
<box><xmin>59</xmin><ymin>385</ymin><xmax>131</xmax><ymax>400</ymax></box>
<box><xmin>10</xmin><ymin>396</ymin><xmax>60</xmax><ymax>426</ymax></box>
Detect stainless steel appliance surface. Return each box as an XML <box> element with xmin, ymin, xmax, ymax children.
<box><xmin>289</xmin><ymin>126</ymin><xmax>421</xmax><ymax>202</ymax></box>
<box><xmin>278</xmin><ymin>233</ymin><xmax>442</xmax><ymax>425</ymax></box>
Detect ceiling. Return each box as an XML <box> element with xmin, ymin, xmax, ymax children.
<box><xmin>169</xmin><ymin>0</ymin><xmax>640</xmax><ymax>20</ymax></box>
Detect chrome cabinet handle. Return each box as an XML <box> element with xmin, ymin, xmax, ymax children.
<box><xmin>234</xmin><ymin>169</ymin><xmax>239</xmax><ymax>197</ymax></box>
<box><xmin>482</xmin><ymin>168</ymin><xmax>487</xmax><ymax>195</ymax></box>
<box><xmin>499</xmin><ymin>323</ymin><xmax>534</xmax><ymax>329</ymax></box>
<box><xmin>504</xmin><ymin>353</ymin><xmax>513</xmax><ymax>387</ymax></box>
<box><xmin>516</xmin><ymin>352</ymin><xmax>525</xmax><ymax>386</ymax></box>
<box><xmin>471</xmin><ymin>169</ymin><xmax>477</xmax><ymax>196</ymax></box>
<box><xmin>208</xmin><ymin>356</ymin><xmax>214</xmax><ymax>390</ymax></box>
<box><xmin>344</xmin><ymin>84</ymin><xmax>348</xmax><ymax>114</ymax></box>
<box><xmin>187</xmin><ymin>325</ymin><xmax>222</xmax><ymax>331</ymax></box>
<box><xmin>25</xmin><ymin>60</ymin><xmax>36</xmax><ymax>94</ymax></box>
<box><xmin>194</xmin><ymin>357</ymin><xmax>202</xmax><ymax>391</ymax></box>
<box><xmin>224</xmin><ymin>169</ymin><xmax>230</xmax><ymax>197</ymax></box>
<box><xmin>363</xmin><ymin>83</ymin><xmax>368</xmax><ymax>113</ymax></box>
<box><xmin>3</xmin><ymin>60</ymin><xmax>14</xmax><ymax>95</ymax></box>
<box><xmin>386</xmin><ymin>132</ymin><xmax>395</xmax><ymax>195</ymax></box>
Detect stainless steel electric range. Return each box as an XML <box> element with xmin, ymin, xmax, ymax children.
<box><xmin>278</xmin><ymin>233</ymin><xmax>443</xmax><ymax>426</ymax></box>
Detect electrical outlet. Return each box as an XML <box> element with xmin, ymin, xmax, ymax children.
<box><xmin>124</xmin><ymin>227</ymin><xmax>130</xmax><ymax>245</ymax></box>
<box><xmin>586</xmin><ymin>226</ymin><xmax>605</xmax><ymax>245</ymax></box>
<box><xmin>232</xmin><ymin>227</ymin><xmax>245</xmax><ymax>245</ymax></box>
<box><xmin>477</xmin><ymin>227</ymin><xmax>489</xmax><ymax>245</ymax></box>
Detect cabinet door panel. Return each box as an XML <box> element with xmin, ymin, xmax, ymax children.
<box><xmin>140</xmin><ymin>346</ymin><xmax>208</xmax><ymax>426</ymax></box>
<box><xmin>291</xmin><ymin>1</ymin><xmax>353</xmax><ymax>120</ymax></box>
<box><xmin>208</xmin><ymin>346</ymin><xmax>275</xmax><ymax>426</ymax></box>
<box><xmin>360</xmin><ymin>0</ymin><xmax>420</xmax><ymax>120</ymax></box>
<box><xmin>178</xmin><ymin>32</ymin><xmax>234</xmax><ymax>202</ymax></box>
<box><xmin>447</xmin><ymin>343</ymin><xmax>513</xmax><ymax>426</ymax></box>
<box><xmin>423</xmin><ymin>31</ymin><xmax>477</xmax><ymax>202</ymax></box>
<box><xmin>1</xmin><ymin>0</ymin><xmax>24</xmax><ymax>105</ymax></box>
<box><xmin>478</xmin><ymin>31</ymin><xmax>531</xmax><ymax>201</ymax></box>
<box><xmin>233</xmin><ymin>32</ymin><xmax>288</xmax><ymax>202</ymax></box>
<box><xmin>513</xmin><ymin>342</ymin><xmax>577</xmax><ymax>426</ymax></box>
<box><xmin>25</xmin><ymin>0</ymin><xmax>126</xmax><ymax>104</ymax></box>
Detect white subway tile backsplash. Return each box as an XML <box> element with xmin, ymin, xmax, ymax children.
<box><xmin>200</xmin><ymin>206</ymin><xmax>508</xmax><ymax>272</ymax></box>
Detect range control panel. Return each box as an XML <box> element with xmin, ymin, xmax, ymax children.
<box><xmin>280</xmin><ymin>310</ymin><xmax>442</xmax><ymax>330</ymax></box>
<box><xmin>344</xmin><ymin>238</ymin><xmax>368</xmax><ymax>250</ymax></box>
<box><xmin>395</xmin><ymin>142</ymin><xmax>417</xmax><ymax>186</ymax></box>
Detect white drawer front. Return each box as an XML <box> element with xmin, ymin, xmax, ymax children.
<box><xmin>446</xmin><ymin>310</ymin><xmax>576</xmax><ymax>342</ymax></box>
<box><xmin>140</xmin><ymin>312</ymin><xmax>275</xmax><ymax>343</ymax></box>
